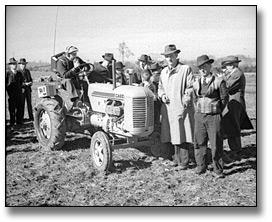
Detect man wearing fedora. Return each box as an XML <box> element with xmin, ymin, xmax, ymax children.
<box><xmin>57</xmin><ymin>46</ymin><xmax>90</xmax><ymax>111</ymax></box>
<box><xmin>193</xmin><ymin>55</ymin><xmax>229</xmax><ymax>177</ymax></box>
<box><xmin>93</xmin><ymin>53</ymin><xmax>116</xmax><ymax>80</ymax></box>
<box><xmin>6</xmin><ymin>58</ymin><xmax>24</xmax><ymax>126</ymax></box>
<box><xmin>132</xmin><ymin>54</ymin><xmax>152</xmax><ymax>84</ymax></box>
<box><xmin>150</xmin><ymin>62</ymin><xmax>163</xmax><ymax>128</ymax></box>
<box><xmin>18</xmin><ymin>58</ymin><xmax>34</xmax><ymax>121</ymax></box>
<box><xmin>221</xmin><ymin>56</ymin><xmax>253</xmax><ymax>161</ymax></box>
<box><xmin>115</xmin><ymin>61</ymin><xmax>127</xmax><ymax>86</ymax></box>
<box><xmin>158</xmin><ymin>44</ymin><xmax>195</xmax><ymax>169</ymax></box>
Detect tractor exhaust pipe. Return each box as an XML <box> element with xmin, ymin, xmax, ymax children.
<box><xmin>112</xmin><ymin>60</ymin><xmax>116</xmax><ymax>90</ymax></box>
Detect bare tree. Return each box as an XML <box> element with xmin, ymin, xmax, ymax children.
<box><xmin>118</xmin><ymin>41</ymin><xmax>134</xmax><ymax>63</ymax></box>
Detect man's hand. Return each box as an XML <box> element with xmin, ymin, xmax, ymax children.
<box><xmin>161</xmin><ymin>94</ymin><xmax>170</xmax><ymax>104</ymax></box>
<box><xmin>72</xmin><ymin>66</ymin><xmax>81</xmax><ymax>73</ymax></box>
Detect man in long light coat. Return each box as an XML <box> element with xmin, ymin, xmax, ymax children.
<box><xmin>158</xmin><ymin>44</ymin><xmax>195</xmax><ymax>169</ymax></box>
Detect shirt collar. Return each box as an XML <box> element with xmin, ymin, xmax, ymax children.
<box><xmin>201</xmin><ymin>74</ymin><xmax>213</xmax><ymax>84</ymax></box>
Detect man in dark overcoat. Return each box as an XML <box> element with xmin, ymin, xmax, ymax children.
<box><xmin>221</xmin><ymin>56</ymin><xmax>253</xmax><ymax>161</ymax></box>
<box><xmin>6</xmin><ymin>58</ymin><xmax>24</xmax><ymax>125</ymax></box>
<box><xmin>18</xmin><ymin>58</ymin><xmax>33</xmax><ymax>121</ymax></box>
<box><xmin>93</xmin><ymin>53</ymin><xmax>115</xmax><ymax>80</ymax></box>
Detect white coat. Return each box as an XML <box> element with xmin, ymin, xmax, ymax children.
<box><xmin>158</xmin><ymin>62</ymin><xmax>195</xmax><ymax>144</ymax></box>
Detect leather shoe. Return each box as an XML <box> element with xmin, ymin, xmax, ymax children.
<box><xmin>195</xmin><ymin>167</ymin><xmax>206</xmax><ymax>175</ymax></box>
<box><xmin>178</xmin><ymin>165</ymin><xmax>188</xmax><ymax>170</ymax></box>
<box><xmin>211</xmin><ymin>171</ymin><xmax>225</xmax><ymax>179</ymax></box>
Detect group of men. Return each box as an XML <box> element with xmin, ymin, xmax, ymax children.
<box><xmin>6</xmin><ymin>58</ymin><xmax>33</xmax><ymax>126</ymax></box>
<box><xmin>156</xmin><ymin>44</ymin><xmax>252</xmax><ymax>178</ymax></box>
<box><xmin>6</xmin><ymin>43</ymin><xmax>253</xmax><ymax>178</ymax></box>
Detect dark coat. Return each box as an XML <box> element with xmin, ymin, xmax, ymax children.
<box><xmin>93</xmin><ymin>62</ymin><xmax>113</xmax><ymax>79</ymax></box>
<box><xmin>21</xmin><ymin>68</ymin><xmax>33</xmax><ymax>92</ymax></box>
<box><xmin>222</xmin><ymin>68</ymin><xmax>253</xmax><ymax>137</ymax></box>
<box><xmin>6</xmin><ymin>70</ymin><xmax>23</xmax><ymax>96</ymax></box>
<box><xmin>57</xmin><ymin>54</ymin><xmax>77</xmax><ymax>79</ymax></box>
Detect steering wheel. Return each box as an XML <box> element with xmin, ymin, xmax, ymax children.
<box><xmin>74</xmin><ymin>63</ymin><xmax>94</xmax><ymax>77</ymax></box>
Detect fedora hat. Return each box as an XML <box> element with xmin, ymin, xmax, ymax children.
<box><xmin>8</xmin><ymin>57</ymin><xmax>17</xmax><ymax>64</ymax></box>
<box><xmin>18</xmin><ymin>58</ymin><xmax>28</xmax><ymax>64</ymax></box>
<box><xmin>197</xmin><ymin>55</ymin><xmax>214</xmax><ymax>67</ymax></box>
<box><xmin>221</xmin><ymin>56</ymin><xmax>241</xmax><ymax>65</ymax></box>
<box><xmin>115</xmin><ymin>61</ymin><xmax>125</xmax><ymax>69</ymax></box>
<box><xmin>138</xmin><ymin>54</ymin><xmax>149</xmax><ymax>62</ymax></box>
<box><xmin>161</xmin><ymin>44</ymin><xmax>181</xmax><ymax>55</ymax></box>
<box><xmin>102</xmin><ymin>53</ymin><xmax>116</xmax><ymax>62</ymax></box>
<box><xmin>221</xmin><ymin>60</ymin><xmax>227</xmax><ymax>68</ymax></box>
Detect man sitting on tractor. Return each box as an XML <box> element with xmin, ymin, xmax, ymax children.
<box><xmin>56</xmin><ymin>46</ymin><xmax>90</xmax><ymax>111</ymax></box>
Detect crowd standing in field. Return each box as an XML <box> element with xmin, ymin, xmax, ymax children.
<box><xmin>6</xmin><ymin>57</ymin><xmax>34</xmax><ymax>126</ymax></box>
<box><xmin>6</xmin><ymin>43</ymin><xmax>254</xmax><ymax>178</ymax></box>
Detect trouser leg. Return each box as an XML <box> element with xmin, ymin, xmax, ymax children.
<box><xmin>194</xmin><ymin>113</ymin><xmax>208</xmax><ymax>171</ymax></box>
<box><xmin>8</xmin><ymin>97</ymin><xmax>15</xmax><ymax>125</ymax></box>
<box><xmin>22</xmin><ymin>91</ymin><xmax>26</xmax><ymax>120</ymax></box>
<box><xmin>207</xmin><ymin>114</ymin><xmax>224</xmax><ymax>174</ymax></box>
<box><xmin>179</xmin><ymin>143</ymin><xmax>189</xmax><ymax>167</ymax></box>
<box><xmin>227</xmin><ymin>136</ymin><xmax>242</xmax><ymax>160</ymax></box>
<box><xmin>62</xmin><ymin>79</ymin><xmax>79</xmax><ymax>101</ymax></box>
<box><xmin>174</xmin><ymin>144</ymin><xmax>189</xmax><ymax>167</ymax></box>
<box><xmin>15</xmin><ymin>94</ymin><xmax>23</xmax><ymax>124</ymax></box>
<box><xmin>78</xmin><ymin>80</ymin><xmax>90</xmax><ymax>105</ymax></box>
<box><xmin>154</xmin><ymin>101</ymin><xmax>161</xmax><ymax>127</ymax></box>
<box><xmin>25</xmin><ymin>89</ymin><xmax>33</xmax><ymax>120</ymax></box>
<box><xmin>227</xmin><ymin>136</ymin><xmax>242</xmax><ymax>151</ymax></box>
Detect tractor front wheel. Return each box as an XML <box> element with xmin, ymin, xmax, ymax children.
<box><xmin>90</xmin><ymin>131</ymin><xmax>112</xmax><ymax>171</ymax></box>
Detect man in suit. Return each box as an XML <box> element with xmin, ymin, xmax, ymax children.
<box><xmin>6</xmin><ymin>58</ymin><xmax>24</xmax><ymax>126</ymax></box>
<box><xmin>18</xmin><ymin>58</ymin><xmax>34</xmax><ymax>121</ymax></box>
<box><xmin>93</xmin><ymin>53</ymin><xmax>115</xmax><ymax>80</ymax></box>
<box><xmin>193</xmin><ymin>55</ymin><xmax>229</xmax><ymax>177</ymax></box>
<box><xmin>221</xmin><ymin>56</ymin><xmax>253</xmax><ymax>161</ymax></box>
<box><xmin>132</xmin><ymin>54</ymin><xmax>153</xmax><ymax>84</ymax></box>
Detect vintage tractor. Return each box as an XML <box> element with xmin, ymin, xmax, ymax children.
<box><xmin>33</xmin><ymin>56</ymin><xmax>172</xmax><ymax>171</ymax></box>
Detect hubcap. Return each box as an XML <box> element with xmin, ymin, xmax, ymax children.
<box><xmin>93</xmin><ymin>140</ymin><xmax>104</xmax><ymax>166</ymax></box>
<box><xmin>39</xmin><ymin>110</ymin><xmax>51</xmax><ymax>139</ymax></box>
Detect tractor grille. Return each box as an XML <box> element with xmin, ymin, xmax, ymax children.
<box><xmin>132</xmin><ymin>97</ymin><xmax>146</xmax><ymax>128</ymax></box>
<box><xmin>132</xmin><ymin>96</ymin><xmax>154</xmax><ymax>128</ymax></box>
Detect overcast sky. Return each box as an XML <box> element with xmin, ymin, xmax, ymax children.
<box><xmin>6</xmin><ymin>5</ymin><xmax>256</xmax><ymax>63</ymax></box>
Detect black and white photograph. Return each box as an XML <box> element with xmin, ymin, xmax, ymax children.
<box><xmin>3</xmin><ymin>3</ymin><xmax>262</xmax><ymax>214</ymax></box>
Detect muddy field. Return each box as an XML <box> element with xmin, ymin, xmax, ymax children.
<box><xmin>5</xmin><ymin>72</ymin><xmax>256</xmax><ymax>206</ymax></box>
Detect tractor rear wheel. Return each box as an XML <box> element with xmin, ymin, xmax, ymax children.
<box><xmin>34</xmin><ymin>97</ymin><xmax>66</xmax><ymax>150</ymax></box>
<box><xmin>90</xmin><ymin>131</ymin><xmax>112</xmax><ymax>171</ymax></box>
